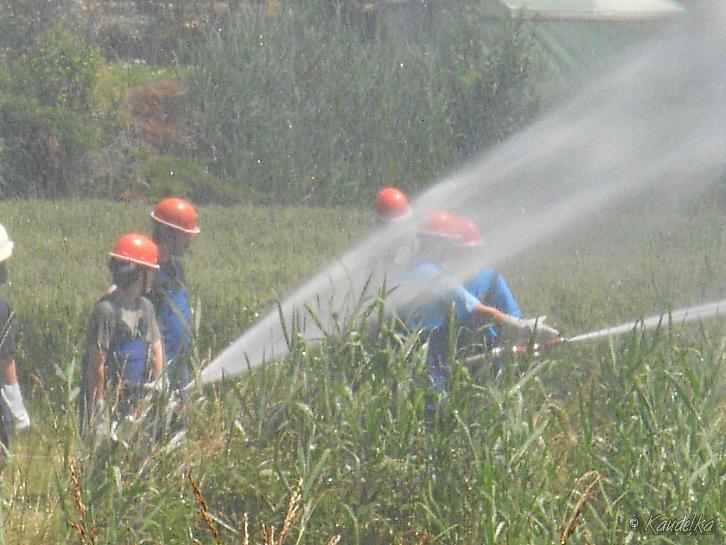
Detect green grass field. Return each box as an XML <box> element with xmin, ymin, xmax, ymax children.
<box><xmin>0</xmin><ymin>199</ymin><xmax>723</xmax><ymax>544</ymax></box>
<box><xmin>0</xmin><ymin>200</ymin><xmax>369</xmax><ymax>388</ymax></box>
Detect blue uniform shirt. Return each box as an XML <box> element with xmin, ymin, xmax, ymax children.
<box><xmin>397</xmin><ymin>261</ymin><xmax>483</xmax><ymax>393</ymax></box>
<box><xmin>400</xmin><ymin>261</ymin><xmax>480</xmax><ymax>331</ymax></box>
<box><xmin>463</xmin><ymin>267</ymin><xmax>521</xmax><ymax>318</ymax></box>
<box><xmin>458</xmin><ymin>267</ymin><xmax>521</xmax><ymax>342</ymax></box>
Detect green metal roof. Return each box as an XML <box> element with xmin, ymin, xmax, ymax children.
<box><xmin>380</xmin><ymin>1</ymin><xmax>686</xmax><ymax>81</ymax></box>
<box><xmin>501</xmin><ymin>0</ymin><xmax>684</xmax><ymax>20</ymax></box>
<box><xmin>490</xmin><ymin>0</ymin><xmax>686</xmax><ymax>80</ymax></box>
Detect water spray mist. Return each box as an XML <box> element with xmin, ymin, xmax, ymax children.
<box><xmin>201</xmin><ymin>4</ymin><xmax>726</xmax><ymax>385</ymax></box>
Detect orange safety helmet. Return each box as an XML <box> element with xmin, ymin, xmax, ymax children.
<box><xmin>150</xmin><ymin>197</ymin><xmax>200</xmax><ymax>234</ymax></box>
<box><xmin>455</xmin><ymin>217</ymin><xmax>483</xmax><ymax>247</ymax></box>
<box><xmin>374</xmin><ymin>187</ymin><xmax>411</xmax><ymax>222</ymax></box>
<box><xmin>416</xmin><ymin>210</ymin><xmax>461</xmax><ymax>239</ymax></box>
<box><xmin>109</xmin><ymin>233</ymin><xmax>159</xmax><ymax>269</ymax></box>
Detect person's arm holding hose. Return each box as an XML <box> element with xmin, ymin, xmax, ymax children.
<box><xmin>473</xmin><ymin>303</ymin><xmax>560</xmax><ymax>340</ymax></box>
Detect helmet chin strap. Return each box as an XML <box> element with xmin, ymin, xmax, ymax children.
<box><xmin>155</xmin><ymin>237</ymin><xmax>174</xmax><ymax>263</ymax></box>
<box><xmin>143</xmin><ymin>268</ymin><xmax>155</xmax><ymax>294</ymax></box>
<box><xmin>171</xmin><ymin>230</ymin><xmax>191</xmax><ymax>257</ymax></box>
<box><xmin>172</xmin><ymin>231</ymin><xmax>184</xmax><ymax>255</ymax></box>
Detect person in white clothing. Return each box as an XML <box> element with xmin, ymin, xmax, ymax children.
<box><xmin>0</xmin><ymin>224</ymin><xmax>30</xmax><ymax>451</ymax></box>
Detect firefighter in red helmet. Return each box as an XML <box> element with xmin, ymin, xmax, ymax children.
<box><xmin>449</xmin><ymin>216</ymin><xmax>558</xmax><ymax>347</ymax></box>
<box><xmin>373</xmin><ymin>187</ymin><xmax>418</xmax><ymax>272</ymax></box>
<box><xmin>374</xmin><ymin>187</ymin><xmax>412</xmax><ymax>224</ymax></box>
<box><xmin>81</xmin><ymin>233</ymin><xmax>164</xmax><ymax>431</ymax></box>
<box><xmin>149</xmin><ymin>197</ymin><xmax>200</xmax><ymax>399</ymax></box>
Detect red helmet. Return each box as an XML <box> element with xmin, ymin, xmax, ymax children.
<box><xmin>374</xmin><ymin>187</ymin><xmax>411</xmax><ymax>222</ymax></box>
<box><xmin>416</xmin><ymin>210</ymin><xmax>461</xmax><ymax>239</ymax></box>
<box><xmin>150</xmin><ymin>197</ymin><xmax>200</xmax><ymax>234</ymax></box>
<box><xmin>455</xmin><ymin>217</ymin><xmax>483</xmax><ymax>247</ymax></box>
<box><xmin>109</xmin><ymin>233</ymin><xmax>159</xmax><ymax>269</ymax></box>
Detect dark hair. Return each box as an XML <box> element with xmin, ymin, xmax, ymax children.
<box><xmin>151</xmin><ymin>221</ymin><xmax>178</xmax><ymax>244</ymax></box>
<box><xmin>0</xmin><ymin>262</ymin><xmax>6</xmax><ymax>285</ymax></box>
<box><xmin>108</xmin><ymin>258</ymin><xmax>142</xmax><ymax>289</ymax></box>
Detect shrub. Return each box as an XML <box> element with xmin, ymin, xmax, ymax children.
<box><xmin>126</xmin><ymin>0</ymin><xmax>215</xmax><ymax>64</ymax></box>
<box><xmin>139</xmin><ymin>154</ymin><xmax>244</xmax><ymax>204</ymax></box>
<box><xmin>0</xmin><ymin>97</ymin><xmax>94</xmax><ymax>198</ymax></box>
<box><xmin>0</xmin><ymin>17</ymin><xmax>101</xmax><ymax>197</ymax></box>
<box><xmin>123</xmin><ymin>78</ymin><xmax>188</xmax><ymax>153</ymax></box>
<box><xmin>0</xmin><ymin>0</ymin><xmax>70</xmax><ymax>51</ymax></box>
<box><xmin>19</xmin><ymin>20</ymin><xmax>102</xmax><ymax>112</ymax></box>
<box><xmin>96</xmin><ymin>14</ymin><xmax>155</xmax><ymax>61</ymax></box>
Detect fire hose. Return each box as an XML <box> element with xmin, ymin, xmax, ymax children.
<box><xmin>101</xmin><ymin>299</ymin><xmax>724</xmax><ymax>441</ymax></box>
<box><xmin>463</xmin><ymin>297</ymin><xmax>726</xmax><ymax>368</ymax></box>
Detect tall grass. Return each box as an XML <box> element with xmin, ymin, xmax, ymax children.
<box><xmin>0</xmin><ymin>200</ymin><xmax>369</xmax><ymax>398</ymax></box>
<box><xmin>2</xmin><ymin>302</ymin><xmax>723</xmax><ymax>544</ymax></box>
<box><xmin>0</xmin><ymin>198</ymin><xmax>723</xmax><ymax>543</ymax></box>
<box><xmin>184</xmin><ymin>3</ymin><xmax>545</xmax><ymax>205</ymax></box>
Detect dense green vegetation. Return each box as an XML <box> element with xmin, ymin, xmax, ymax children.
<box><xmin>0</xmin><ymin>3</ymin><xmax>723</xmax><ymax>544</ymax></box>
<box><xmin>183</xmin><ymin>5</ymin><xmax>544</xmax><ymax>205</ymax></box>
<box><xmin>0</xmin><ymin>200</ymin><xmax>722</xmax><ymax>544</ymax></box>
<box><xmin>0</xmin><ymin>1</ymin><xmax>547</xmax><ymax>204</ymax></box>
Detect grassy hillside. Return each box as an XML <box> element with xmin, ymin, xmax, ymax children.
<box><xmin>0</xmin><ymin>199</ymin><xmax>723</xmax><ymax>544</ymax></box>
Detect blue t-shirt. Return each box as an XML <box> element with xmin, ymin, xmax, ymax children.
<box><xmin>399</xmin><ymin>261</ymin><xmax>480</xmax><ymax>331</ymax></box>
<box><xmin>456</xmin><ymin>267</ymin><xmax>521</xmax><ymax>342</ymax></box>
<box><xmin>463</xmin><ymin>267</ymin><xmax>521</xmax><ymax>318</ymax></box>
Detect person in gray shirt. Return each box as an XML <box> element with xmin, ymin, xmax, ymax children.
<box><xmin>81</xmin><ymin>233</ymin><xmax>164</xmax><ymax>428</ymax></box>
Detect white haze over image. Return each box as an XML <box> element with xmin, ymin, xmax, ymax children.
<box><xmin>201</xmin><ymin>2</ymin><xmax>725</xmax><ymax>384</ymax></box>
